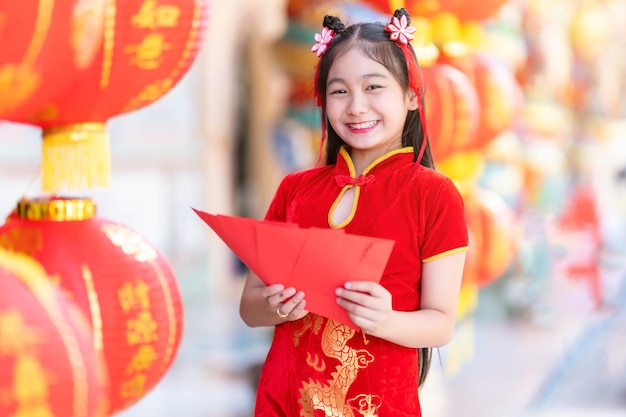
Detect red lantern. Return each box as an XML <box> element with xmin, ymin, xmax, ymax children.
<box><xmin>0</xmin><ymin>197</ymin><xmax>184</xmax><ymax>415</ymax></box>
<box><xmin>362</xmin><ymin>1</ymin><xmax>508</xmax><ymax>21</ymax></box>
<box><xmin>287</xmin><ymin>0</ymin><xmax>357</xmax><ymax>20</ymax></box>
<box><xmin>8</xmin><ymin>0</ymin><xmax>209</xmax><ymax>192</ymax></box>
<box><xmin>405</xmin><ymin>0</ymin><xmax>446</xmax><ymax>17</ymax></box>
<box><xmin>0</xmin><ymin>247</ymin><xmax>108</xmax><ymax>417</ymax></box>
<box><xmin>0</xmin><ymin>0</ymin><xmax>106</xmax><ymax>119</ymax></box>
<box><xmin>422</xmin><ymin>63</ymin><xmax>479</xmax><ymax>161</ymax></box>
<box><xmin>359</xmin><ymin>1</ymin><xmax>440</xmax><ymax>18</ymax></box>
<box><xmin>440</xmin><ymin>52</ymin><xmax>523</xmax><ymax>150</ymax></box>
<box><xmin>462</xmin><ymin>188</ymin><xmax>518</xmax><ymax>287</ymax></box>
<box><xmin>439</xmin><ymin>0</ymin><xmax>509</xmax><ymax>22</ymax></box>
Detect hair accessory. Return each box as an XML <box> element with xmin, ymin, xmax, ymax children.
<box><xmin>311</xmin><ymin>27</ymin><xmax>335</xmax><ymax>57</ymax></box>
<box><xmin>385</xmin><ymin>15</ymin><xmax>416</xmax><ymax>45</ymax></box>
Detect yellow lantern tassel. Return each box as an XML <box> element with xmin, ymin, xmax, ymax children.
<box><xmin>41</xmin><ymin>123</ymin><xmax>111</xmax><ymax>192</ymax></box>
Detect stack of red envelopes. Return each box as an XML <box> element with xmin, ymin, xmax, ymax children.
<box><xmin>193</xmin><ymin>208</ymin><xmax>395</xmax><ymax>328</ymax></box>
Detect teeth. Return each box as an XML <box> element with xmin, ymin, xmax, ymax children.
<box><xmin>348</xmin><ymin>121</ymin><xmax>377</xmax><ymax>129</ymax></box>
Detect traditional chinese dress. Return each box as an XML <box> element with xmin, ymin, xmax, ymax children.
<box><xmin>254</xmin><ymin>146</ymin><xmax>468</xmax><ymax>417</ymax></box>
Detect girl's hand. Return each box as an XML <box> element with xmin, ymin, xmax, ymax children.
<box><xmin>263</xmin><ymin>284</ymin><xmax>308</xmax><ymax>322</ymax></box>
<box><xmin>335</xmin><ymin>281</ymin><xmax>392</xmax><ymax>335</ymax></box>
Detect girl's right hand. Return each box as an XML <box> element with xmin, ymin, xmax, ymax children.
<box><xmin>240</xmin><ymin>270</ymin><xmax>308</xmax><ymax>327</ymax></box>
<box><xmin>264</xmin><ymin>284</ymin><xmax>308</xmax><ymax>322</ymax></box>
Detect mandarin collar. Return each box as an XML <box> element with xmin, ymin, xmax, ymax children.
<box><xmin>333</xmin><ymin>146</ymin><xmax>415</xmax><ymax>187</ymax></box>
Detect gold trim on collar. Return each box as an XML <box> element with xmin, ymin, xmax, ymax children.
<box><xmin>338</xmin><ymin>146</ymin><xmax>414</xmax><ymax>176</ymax></box>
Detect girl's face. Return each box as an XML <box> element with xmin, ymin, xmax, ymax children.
<box><xmin>325</xmin><ymin>48</ymin><xmax>418</xmax><ymax>162</ymax></box>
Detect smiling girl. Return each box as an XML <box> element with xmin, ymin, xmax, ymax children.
<box><xmin>239</xmin><ymin>8</ymin><xmax>468</xmax><ymax>416</ymax></box>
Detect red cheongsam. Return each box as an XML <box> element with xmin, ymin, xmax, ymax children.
<box><xmin>254</xmin><ymin>146</ymin><xmax>469</xmax><ymax>417</ymax></box>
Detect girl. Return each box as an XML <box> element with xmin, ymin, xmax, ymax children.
<box><xmin>240</xmin><ymin>8</ymin><xmax>468</xmax><ymax>417</ymax></box>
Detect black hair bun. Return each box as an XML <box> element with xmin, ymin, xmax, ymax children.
<box><xmin>323</xmin><ymin>15</ymin><xmax>346</xmax><ymax>33</ymax></box>
<box><xmin>394</xmin><ymin>8</ymin><xmax>411</xmax><ymax>23</ymax></box>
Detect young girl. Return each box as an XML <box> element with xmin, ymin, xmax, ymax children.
<box><xmin>240</xmin><ymin>8</ymin><xmax>468</xmax><ymax>416</ymax></box>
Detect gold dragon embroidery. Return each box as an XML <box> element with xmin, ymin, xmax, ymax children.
<box><xmin>296</xmin><ymin>316</ymin><xmax>381</xmax><ymax>417</ymax></box>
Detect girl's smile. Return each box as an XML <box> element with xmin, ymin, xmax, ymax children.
<box><xmin>347</xmin><ymin>120</ymin><xmax>379</xmax><ymax>131</ymax></box>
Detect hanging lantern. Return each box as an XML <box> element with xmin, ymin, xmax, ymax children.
<box><xmin>358</xmin><ymin>0</ymin><xmax>438</xmax><ymax>17</ymax></box>
<box><xmin>0</xmin><ymin>0</ymin><xmax>106</xmax><ymax>119</ymax></box>
<box><xmin>437</xmin><ymin>150</ymin><xmax>485</xmax><ymax>182</ymax></box>
<box><xmin>275</xmin><ymin>21</ymin><xmax>319</xmax><ymax>106</ymax></box>
<box><xmin>363</xmin><ymin>1</ymin><xmax>508</xmax><ymax>21</ymax></box>
<box><xmin>457</xmin><ymin>223</ymin><xmax>479</xmax><ymax>319</ymax></box>
<box><xmin>8</xmin><ymin>0</ymin><xmax>209</xmax><ymax>193</ymax></box>
<box><xmin>438</xmin><ymin>0</ymin><xmax>509</xmax><ymax>22</ymax></box>
<box><xmin>422</xmin><ymin>63</ymin><xmax>480</xmax><ymax>161</ymax></box>
<box><xmin>569</xmin><ymin>1</ymin><xmax>611</xmax><ymax>63</ymax></box>
<box><xmin>0</xmin><ymin>197</ymin><xmax>184</xmax><ymax>415</ymax></box>
<box><xmin>440</xmin><ymin>52</ymin><xmax>523</xmax><ymax>150</ymax></box>
<box><xmin>462</xmin><ymin>187</ymin><xmax>518</xmax><ymax>287</ymax></box>
<box><xmin>0</xmin><ymin>247</ymin><xmax>108</xmax><ymax>417</ymax></box>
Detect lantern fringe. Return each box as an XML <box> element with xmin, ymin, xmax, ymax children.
<box><xmin>41</xmin><ymin>123</ymin><xmax>111</xmax><ymax>192</ymax></box>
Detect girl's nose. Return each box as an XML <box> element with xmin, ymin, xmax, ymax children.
<box><xmin>347</xmin><ymin>93</ymin><xmax>368</xmax><ymax>115</ymax></box>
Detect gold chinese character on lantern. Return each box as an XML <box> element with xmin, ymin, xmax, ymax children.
<box><xmin>120</xmin><ymin>373</ymin><xmax>147</xmax><ymax>399</ymax></box>
<box><xmin>102</xmin><ymin>224</ymin><xmax>157</xmax><ymax>262</ymax></box>
<box><xmin>0</xmin><ymin>227</ymin><xmax>43</xmax><ymax>255</ymax></box>
<box><xmin>126</xmin><ymin>311</ymin><xmax>158</xmax><ymax>345</ymax></box>
<box><xmin>131</xmin><ymin>0</ymin><xmax>180</xmax><ymax>29</ymax></box>
<box><xmin>118</xmin><ymin>280</ymin><xmax>151</xmax><ymax>312</ymax></box>
<box><xmin>124</xmin><ymin>78</ymin><xmax>174</xmax><ymax>111</ymax></box>
<box><xmin>0</xmin><ymin>311</ymin><xmax>38</xmax><ymax>355</ymax></box>
<box><xmin>12</xmin><ymin>355</ymin><xmax>51</xmax><ymax>403</ymax></box>
<box><xmin>0</xmin><ymin>65</ymin><xmax>40</xmax><ymax>114</ymax></box>
<box><xmin>126</xmin><ymin>33</ymin><xmax>171</xmax><ymax>69</ymax></box>
<box><xmin>126</xmin><ymin>345</ymin><xmax>158</xmax><ymax>375</ymax></box>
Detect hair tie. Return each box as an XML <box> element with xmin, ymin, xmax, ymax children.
<box><xmin>311</xmin><ymin>27</ymin><xmax>336</xmax><ymax>57</ymax></box>
<box><xmin>384</xmin><ymin>14</ymin><xmax>416</xmax><ymax>45</ymax></box>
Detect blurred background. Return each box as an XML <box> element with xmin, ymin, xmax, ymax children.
<box><xmin>1</xmin><ymin>0</ymin><xmax>626</xmax><ymax>416</ymax></box>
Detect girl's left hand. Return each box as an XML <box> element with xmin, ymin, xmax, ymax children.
<box><xmin>335</xmin><ymin>281</ymin><xmax>392</xmax><ymax>335</ymax></box>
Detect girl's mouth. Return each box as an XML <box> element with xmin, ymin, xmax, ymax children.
<box><xmin>347</xmin><ymin>120</ymin><xmax>378</xmax><ymax>130</ymax></box>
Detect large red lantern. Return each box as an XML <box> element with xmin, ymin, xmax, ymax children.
<box><xmin>8</xmin><ymin>0</ymin><xmax>209</xmax><ymax>193</ymax></box>
<box><xmin>422</xmin><ymin>63</ymin><xmax>479</xmax><ymax>161</ymax></box>
<box><xmin>0</xmin><ymin>247</ymin><xmax>108</xmax><ymax>417</ymax></box>
<box><xmin>0</xmin><ymin>0</ymin><xmax>106</xmax><ymax>119</ymax></box>
<box><xmin>0</xmin><ymin>197</ymin><xmax>184</xmax><ymax>415</ymax></box>
<box><xmin>440</xmin><ymin>52</ymin><xmax>523</xmax><ymax>150</ymax></box>
<box><xmin>462</xmin><ymin>187</ymin><xmax>518</xmax><ymax>287</ymax></box>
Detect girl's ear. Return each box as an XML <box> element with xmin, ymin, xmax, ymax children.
<box><xmin>407</xmin><ymin>89</ymin><xmax>419</xmax><ymax>111</ymax></box>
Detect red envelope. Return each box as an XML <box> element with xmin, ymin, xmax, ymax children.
<box><xmin>255</xmin><ymin>220</ymin><xmax>307</xmax><ymax>285</ymax></box>
<box><xmin>192</xmin><ymin>208</ymin><xmax>395</xmax><ymax>329</ymax></box>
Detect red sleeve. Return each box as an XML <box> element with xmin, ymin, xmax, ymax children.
<box><xmin>420</xmin><ymin>176</ymin><xmax>469</xmax><ymax>262</ymax></box>
<box><xmin>263</xmin><ymin>173</ymin><xmax>297</xmax><ymax>222</ymax></box>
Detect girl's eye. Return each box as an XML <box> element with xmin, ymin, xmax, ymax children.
<box><xmin>367</xmin><ymin>85</ymin><xmax>383</xmax><ymax>91</ymax></box>
<box><xmin>329</xmin><ymin>89</ymin><xmax>347</xmax><ymax>95</ymax></box>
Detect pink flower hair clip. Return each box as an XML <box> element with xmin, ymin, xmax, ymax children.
<box><xmin>311</xmin><ymin>27</ymin><xmax>335</xmax><ymax>57</ymax></box>
<box><xmin>385</xmin><ymin>14</ymin><xmax>416</xmax><ymax>45</ymax></box>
